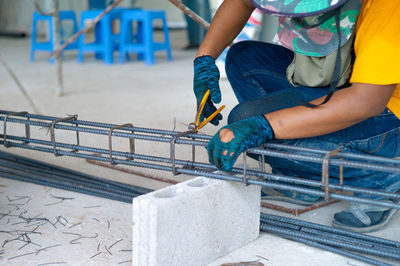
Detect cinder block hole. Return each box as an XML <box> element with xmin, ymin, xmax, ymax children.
<box><xmin>154</xmin><ymin>188</ymin><xmax>177</xmax><ymax>198</ymax></box>
<box><xmin>187</xmin><ymin>178</ymin><xmax>207</xmax><ymax>187</ymax></box>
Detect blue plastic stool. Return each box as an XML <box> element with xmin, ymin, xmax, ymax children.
<box><xmin>30</xmin><ymin>11</ymin><xmax>78</xmax><ymax>63</ymax></box>
<box><xmin>78</xmin><ymin>8</ymin><xmax>124</xmax><ymax>64</ymax></box>
<box><xmin>119</xmin><ymin>10</ymin><xmax>173</xmax><ymax>65</ymax></box>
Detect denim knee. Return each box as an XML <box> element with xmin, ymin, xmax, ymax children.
<box><xmin>228</xmin><ymin>102</ymin><xmax>258</xmax><ymax>124</ymax></box>
<box><xmin>227</xmin><ymin>106</ymin><xmax>240</xmax><ymax>124</ymax></box>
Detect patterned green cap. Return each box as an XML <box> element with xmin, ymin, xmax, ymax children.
<box><xmin>250</xmin><ymin>0</ymin><xmax>363</xmax><ymax>56</ymax></box>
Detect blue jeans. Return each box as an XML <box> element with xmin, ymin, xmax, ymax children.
<box><xmin>226</xmin><ymin>41</ymin><xmax>400</xmax><ymax>196</ymax></box>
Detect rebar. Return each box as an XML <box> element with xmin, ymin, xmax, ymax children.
<box><xmin>259</xmin><ymin>223</ymin><xmax>399</xmax><ymax>264</ymax></box>
<box><xmin>261</xmin><ymin>219</ymin><xmax>400</xmax><ymax>259</ymax></box>
<box><xmin>260</xmin><ymin>213</ymin><xmax>400</xmax><ymax>248</ymax></box>
<box><xmin>1</xmin><ymin>110</ymin><xmax>400</xmax><ymax>210</ymax></box>
<box><xmin>0</xmin><ymin>148</ymin><xmax>399</xmax><ymax>265</ymax></box>
<box><xmin>259</xmin><ymin>226</ymin><xmax>393</xmax><ymax>266</ymax></box>
<box><xmin>0</xmin><ymin>150</ymin><xmax>151</xmax><ymax>203</ymax></box>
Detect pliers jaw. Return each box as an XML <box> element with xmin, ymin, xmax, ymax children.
<box><xmin>194</xmin><ymin>90</ymin><xmax>225</xmax><ymax>133</ymax></box>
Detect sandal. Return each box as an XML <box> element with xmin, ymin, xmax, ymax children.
<box><xmin>333</xmin><ymin>203</ymin><xmax>400</xmax><ymax>233</ymax></box>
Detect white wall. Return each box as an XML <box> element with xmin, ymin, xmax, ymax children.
<box><xmin>0</xmin><ymin>0</ymin><xmax>37</xmax><ymax>33</ymax></box>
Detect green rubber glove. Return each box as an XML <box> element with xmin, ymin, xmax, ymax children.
<box><xmin>193</xmin><ymin>55</ymin><xmax>222</xmax><ymax>125</ymax></box>
<box><xmin>207</xmin><ymin>115</ymin><xmax>274</xmax><ymax>171</ymax></box>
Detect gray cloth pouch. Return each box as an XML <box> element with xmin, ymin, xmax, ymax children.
<box><xmin>287</xmin><ymin>34</ymin><xmax>355</xmax><ymax>88</ymax></box>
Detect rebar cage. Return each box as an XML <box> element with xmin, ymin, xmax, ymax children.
<box><xmin>1</xmin><ymin>110</ymin><xmax>400</xmax><ymax>265</ymax></box>
<box><xmin>1</xmin><ymin>110</ymin><xmax>400</xmax><ymax>210</ymax></box>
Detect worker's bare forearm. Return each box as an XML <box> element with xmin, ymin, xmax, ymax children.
<box><xmin>196</xmin><ymin>0</ymin><xmax>254</xmax><ymax>59</ymax></box>
<box><xmin>266</xmin><ymin>83</ymin><xmax>397</xmax><ymax>139</ymax></box>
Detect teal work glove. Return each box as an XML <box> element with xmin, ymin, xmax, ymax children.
<box><xmin>207</xmin><ymin>115</ymin><xmax>274</xmax><ymax>171</ymax></box>
<box><xmin>193</xmin><ymin>55</ymin><xmax>222</xmax><ymax>126</ymax></box>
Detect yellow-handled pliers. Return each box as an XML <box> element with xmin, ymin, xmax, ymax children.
<box><xmin>191</xmin><ymin>90</ymin><xmax>225</xmax><ymax>133</ymax></box>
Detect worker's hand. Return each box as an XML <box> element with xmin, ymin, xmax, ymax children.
<box><xmin>207</xmin><ymin>115</ymin><xmax>274</xmax><ymax>171</ymax></box>
<box><xmin>193</xmin><ymin>55</ymin><xmax>222</xmax><ymax>125</ymax></box>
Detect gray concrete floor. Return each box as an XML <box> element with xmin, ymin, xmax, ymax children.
<box><xmin>0</xmin><ymin>31</ymin><xmax>399</xmax><ymax>265</ymax></box>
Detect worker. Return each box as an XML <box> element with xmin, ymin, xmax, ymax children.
<box><xmin>192</xmin><ymin>0</ymin><xmax>400</xmax><ymax>232</ymax></box>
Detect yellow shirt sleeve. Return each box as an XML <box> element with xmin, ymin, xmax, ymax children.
<box><xmin>350</xmin><ymin>0</ymin><xmax>400</xmax><ymax>117</ymax></box>
<box><xmin>350</xmin><ymin>0</ymin><xmax>400</xmax><ymax>85</ymax></box>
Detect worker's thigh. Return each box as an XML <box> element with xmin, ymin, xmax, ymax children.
<box><xmin>226</xmin><ymin>40</ymin><xmax>296</xmax><ymax>103</ymax></box>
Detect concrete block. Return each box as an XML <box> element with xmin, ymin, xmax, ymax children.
<box><xmin>132</xmin><ymin>176</ymin><xmax>261</xmax><ymax>266</ymax></box>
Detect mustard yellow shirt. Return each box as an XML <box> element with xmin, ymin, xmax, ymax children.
<box><xmin>349</xmin><ymin>0</ymin><xmax>400</xmax><ymax>117</ymax></box>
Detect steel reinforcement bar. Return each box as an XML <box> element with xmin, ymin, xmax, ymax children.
<box><xmin>1</xmin><ymin>110</ymin><xmax>400</xmax><ymax>211</ymax></box>
<box><xmin>0</xmin><ymin>149</ymin><xmax>398</xmax><ymax>266</ymax></box>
